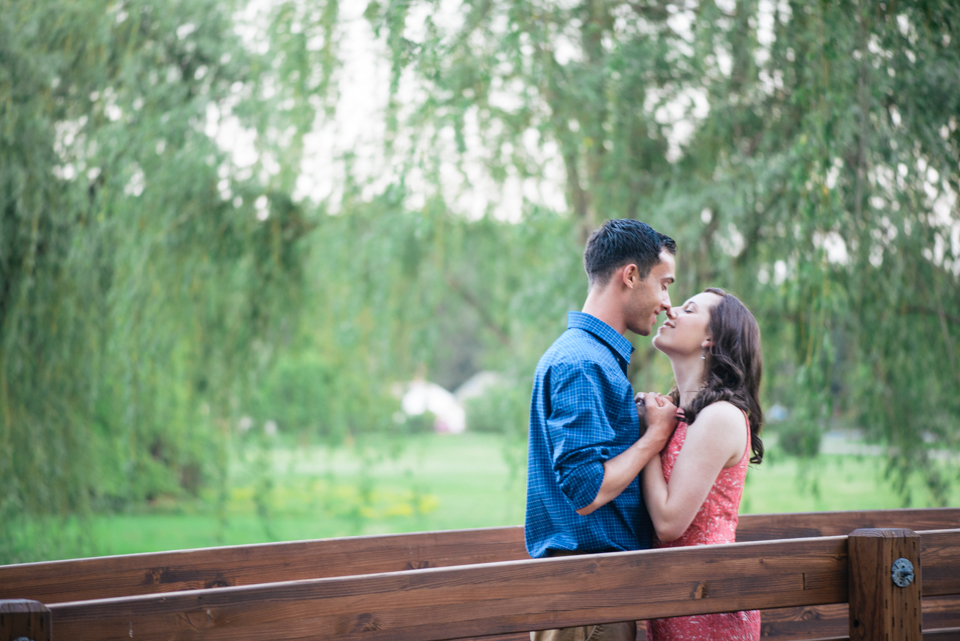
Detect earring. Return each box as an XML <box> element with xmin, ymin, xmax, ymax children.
<box><xmin>701</xmin><ymin>347</ymin><xmax>706</xmax><ymax>360</ymax></box>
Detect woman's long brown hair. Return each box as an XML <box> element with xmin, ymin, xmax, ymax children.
<box><xmin>669</xmin><ymin>287</ymin><xmax>764</xmax><ymax>464</ymax></box>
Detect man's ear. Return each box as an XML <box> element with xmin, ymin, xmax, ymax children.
<box><xmin>621</xmin><ymin>263</ymin><xmax>639</xmax><ymax>288</ymax></box>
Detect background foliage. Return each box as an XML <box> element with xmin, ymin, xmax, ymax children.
<box><xmin>1</xmin><ymin>0</ymin><xmax>958</xmax><ymax>562</ymax></box>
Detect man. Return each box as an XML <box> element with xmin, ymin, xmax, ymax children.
<box><xmin>525</xmin><ymin>219</ymin><xmax>679</xmax><ymax>641</ymax></box>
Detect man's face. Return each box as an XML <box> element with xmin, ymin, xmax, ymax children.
<box><xmin>626</xmin><ymin>251</ymin><xmax>676</xmax><ymax>336</ymax></box>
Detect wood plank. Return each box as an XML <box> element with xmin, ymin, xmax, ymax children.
<box><xmin>0</xmin><ymin>526</ymin><xmax>528</xmax><ymax>604</ymax></box>
<box><xmin>757</xmin><ymin>594</ymin><xmax>960</xmax><ymax>640</ymax></box>
<box><xmin>922</xmin><ymin>629</ymin><xmax>960</xmax><ymax>641</ymax></box>
<box><xmin>4</xmin><ymin>508</ymin><xmax>958</xmax><ymax>605</ymax></box>
<box><xmin>921</xmin><ymin>530</ymin><xmax>960</xmax><ymax>597</ymax></box>
<box><xmin>923</xmin><ymin>595</ymin><xmax>960</xmax><ymax>631</ymax></box>
<box><xmin>847</xmin><ymin>528</ymin><xmax>921</xmax><ymax>641</ymax></box>
<box><xmin>737</xmin><ymin>508</ymin><xmax>960</xmax><ymax>542</ymax></box>
<box><xmin>761</xmin><ymin>603</ymin><xmax>849</xmax><ymax>640</ymax></box>
<box><xmin>48</xmin><ymin>537</ymin><xmax>849</xmax><ymax>641</ymax></box>
<box><xmin>466</xmin><ymin>531</ymin><xmax>959</xmax><ymax>641</ymax></box>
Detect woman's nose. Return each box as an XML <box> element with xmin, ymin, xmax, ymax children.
<box><xmin>665</xmin><ymin>306</ymin><xmax>679</xmax><ymax>320</ymax></box>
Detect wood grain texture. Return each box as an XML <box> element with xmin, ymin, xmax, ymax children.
<box><xmin>761</xmin><ymin>603</ymin><xmax>849</xmax><ymax>639</ymax></box>
<box><xmin>923</xmin><ymin>595</ymin><xmax>960</xmax><ymax>631</ymax></box>
<box><xmin>48</xmin><ymin>537</ymin><xmax>849</xmax><ymax>641</ymax></box>
<box><xmin>920</xmin><ymin>530</ymin><xmax>960</xmax><ymax>597</ymax></box>
<box><xmin>848</xmin><ymin>528</ymin><xmax>921</xmax><ymax>641</ymax></box>
<box><xmin>0</xmin><ymin>599</ymin><xmax>51</xmax><ymax>641</ymax></box>
<box><xmin>0</xmin><ymin>527</ymin><xmax>528</xmax><ymax>604</ymax></box>
<box><xmin>737</xmin><ymin>509</ymin><xmax>960</xmax><ymax>543</ymax></box>
<box><xmin>4</xmin><ymin>509</ymin><xmax>958</xmax><ymax>605</ymax></box>
<box><xmin>756</xmin><ymin>594</ymin><xmax>960</xmax><ymax>640</ymax></box>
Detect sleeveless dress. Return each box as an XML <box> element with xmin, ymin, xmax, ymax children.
<box><xmin>646</xmin><ymin>412</ymin><xmax>761</xmax><ymax>641</ymax></box>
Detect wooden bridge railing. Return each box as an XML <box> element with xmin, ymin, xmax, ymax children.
<box><xmin>6</xmin><ymin>528</ymin><xmax>960</xmax><ymax>641</ymax></box>
<box><xmin>2</xmin><ymin>509</ymin><xmax>959</xmax><ymax>641</ymax></box>
<box><xmin>2</xmin><ymin>508</ymin><xmax>958</xmax><ymax>604</ymax></box>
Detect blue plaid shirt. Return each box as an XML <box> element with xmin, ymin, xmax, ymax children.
<box><xmin>524</xmin><ymin>311</ymin><xmax>653</xmax><ymax>558</ymax></box>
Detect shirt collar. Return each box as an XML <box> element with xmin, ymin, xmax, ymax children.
<box><xmin>567</xmin><ymin>311</ymin><xmax>635</xmax><ymax>365</ymax></box>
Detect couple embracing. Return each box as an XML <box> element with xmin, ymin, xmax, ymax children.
<box><xmin>525</xmin><ymin>219</ymin><xmax>764</xmax><ymax>641</ymax></box>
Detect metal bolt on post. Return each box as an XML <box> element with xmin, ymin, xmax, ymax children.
<box><xmin>848</xmin><ymin>529</ymin><xmax>921</xmax><ymax>641</ymax></box>
<box><xmin>891</xmin><ymin>557</ymin><xmax>915</xmax><ymax>587</ymax></box>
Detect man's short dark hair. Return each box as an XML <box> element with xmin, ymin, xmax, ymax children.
<box><xmin>583</xmin><ymin>219</ymin><xmax>676</xmax><ymax>288</ymax></box>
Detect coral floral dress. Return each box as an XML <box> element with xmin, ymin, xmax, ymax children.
<box><xmin>646</xmin><ymin>411</ymin><xmax>761</xmax><ymax>641</ymax></box>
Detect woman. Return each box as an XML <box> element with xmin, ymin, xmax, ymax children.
<box><xmin>639</xmin><ymin>287</ymin><xmax>764</xmax><ymax>641</ymax></box>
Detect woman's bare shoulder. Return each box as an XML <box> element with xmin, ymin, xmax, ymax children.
<box><xmin>687</xmin><ymin>401</ymin><xmax>746</xmax><ymax>441</ymax></box>
<box><xmin>694</xmin><ymin>400</ymin><xmax>745</xmax><ymax>425</ymax></box>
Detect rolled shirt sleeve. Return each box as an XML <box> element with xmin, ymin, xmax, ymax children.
<box><xmin>546</xmin><ymin>362</ymin><xmax>617</xmax><ymax>510</ymax></box>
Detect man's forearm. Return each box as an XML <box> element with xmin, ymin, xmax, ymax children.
<box><xmin>574</xmin><ymin>430</ymin><xmax>665</xmax><ymax>516</ymax></box>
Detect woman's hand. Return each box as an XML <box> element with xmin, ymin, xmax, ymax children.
<box><xmin>574</xmin><ymin>393</ymin><xmax>678</xmax><ymax>517</ymax></box>
<box><xmin>637</xmin><ymin>393</ymin><xmax>677</xmax><ymax>450</ymax></box>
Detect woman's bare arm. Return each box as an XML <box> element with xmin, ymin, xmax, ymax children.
<box><xmin>641</xmin><ymin>401</ymin><xmax>747</xmax><ymax>542</ymax></box>
<box><xmin>575</xmin><ymin>395</ymin><xmax>678</xmax><ymax>516</ymax></box>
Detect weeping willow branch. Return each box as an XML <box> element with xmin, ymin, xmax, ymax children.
<box><xmin>901</xmin><ymin>305</ymin><xmax>960</xmax><ymax>327</ymax></box>
<box><xmin>443</xmin><ymin>275</ymin><xmax>511</xmax><ymax>347</ymax></box>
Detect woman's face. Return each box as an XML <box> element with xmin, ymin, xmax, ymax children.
<box><xmin>652</xmin><ymin>291</ymin><xmax>723</xmax><ymax>357</ymax></box>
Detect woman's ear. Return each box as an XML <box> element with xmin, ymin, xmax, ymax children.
<box><xmin>701</xmin><ymin>338</ymin><xmax>714</xmax><ymax>349</ymax></box>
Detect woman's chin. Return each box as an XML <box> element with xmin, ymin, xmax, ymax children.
<box><xmin>652</xmin><ymin>337</ymin><xmax>684</xmax><ymax>358</ymax></box>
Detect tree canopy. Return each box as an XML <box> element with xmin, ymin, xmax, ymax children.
<box><xmin>367</xmin><ymin>0</ymin><xmax>960</xmax><ymax>496</ymax></box>
<box><xmin>1</xmin><ymin>0</ymin><xmax>958</xmax><ymax>561</ymax></box>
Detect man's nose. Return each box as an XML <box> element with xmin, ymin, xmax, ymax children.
<box><xmin>662</xmin><ymin>292</ymin><xmax>674</xmax><ymax>314</ymax></box>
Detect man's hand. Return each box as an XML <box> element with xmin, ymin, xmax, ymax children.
<box><xmin>638</xmin><ymin>392</ymin><xmax>677</xmax><ymax>450</ymax></box>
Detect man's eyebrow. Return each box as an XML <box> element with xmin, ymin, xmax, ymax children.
<box><xmin>661</xmin><ymin>276</ymin><xmax>675</xmax><ymax>284</ymax></box>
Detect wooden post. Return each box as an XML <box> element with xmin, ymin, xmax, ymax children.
<box><xmin>848</xmin><ymin>528</ymin><xmax>921</xmax><ymax>641</ymax></box>
<box><xmin>0</xmin><ymin>600</ymin><xmax>51</xmax><ymax>641</ymax></box>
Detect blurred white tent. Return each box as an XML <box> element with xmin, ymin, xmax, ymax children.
<box><xmin>454</xmin><ymin>371</ymin><xmax>504</xmax><ymax>403</ymax></box>
<box><xmin>399</xmin><ymin>380</ymin><xmax>466</xmax><ymax>434</ymax></box>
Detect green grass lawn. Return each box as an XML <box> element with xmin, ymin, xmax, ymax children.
<box><xmin>742</xmin><ymin>447</ymin><xmax>960</xmax><ymax>514</ymax></box>
<box><xmin>87</xmin><ymin>433</ymin><xmax>528</xmax><ymax>557</ymax></box>
<box><xmin>32</xmin><ymin>432</ymin><xmax>960</xmax><ymax>560</ymax></box>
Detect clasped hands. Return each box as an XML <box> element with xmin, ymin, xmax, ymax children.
<box><xmin>635</xmin><ymin>391</ymin><xmax>679</xmax><ymax>449</ymax></box>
